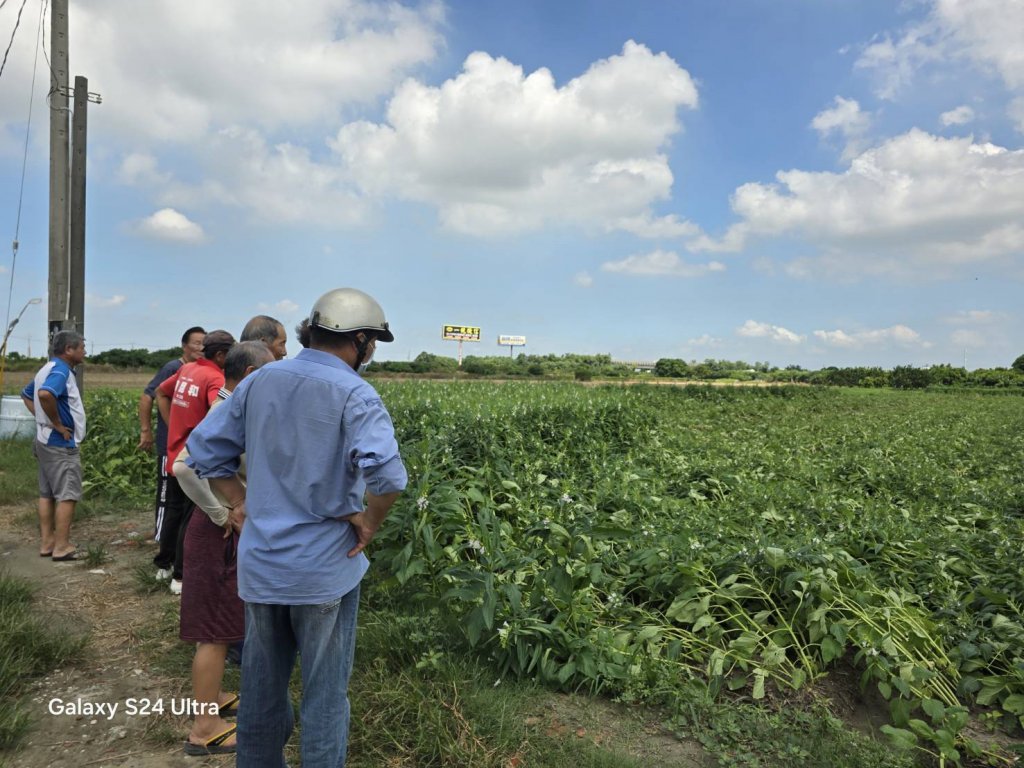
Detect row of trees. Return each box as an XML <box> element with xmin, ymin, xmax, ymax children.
<box><xmin>8</xmin><ymin>347</ymin><xmax>1024</xmax><ymax>390</ymax></box>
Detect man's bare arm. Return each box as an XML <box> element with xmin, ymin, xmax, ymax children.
<box><xmin>37</xmin><ymin>390</ymin><xmax>71</xmax><ymax>442</ymax></box>
<box><xmin>155</xmin><ymin>389</ymin><xmax>172</xmax><ymax>425</ymax></box>
<box><xmin>137</xmin><ymin>393</ymin><xmax>154</xmax><ymax>451</ymax></box>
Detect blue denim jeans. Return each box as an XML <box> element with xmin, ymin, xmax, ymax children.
<box><xmin>236</xmin><ymin>585</ymin><xmax>360</xmax><ymax>768</ymax></box>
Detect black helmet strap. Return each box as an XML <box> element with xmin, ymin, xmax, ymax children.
<box><xmin>353</xmin><ymin>332</ymin><xmax>375</xmax><ymax>370</ymax></box>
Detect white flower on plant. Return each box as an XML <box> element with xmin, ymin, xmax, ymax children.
<box><xmin>689</xmin><ymin>537</ymin><xmax>704</xmax><ymax>551</ymax></box>
<box><xmin>559</xmin><ymin>493</ymin><xmax>572</xmax><ymax>504</ymax></box>
<box><xmin>416</xmin><ymin>496</ymin><xmax>429</xmax><ymax>511</ymax></box>
<box><xmin>467</xmin><ymin>538</ymin><xmax>485</xmax><ymax>554</ymax></box>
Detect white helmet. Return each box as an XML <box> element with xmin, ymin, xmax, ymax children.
<box><xmin>308</xmin><ymin>288</ymin><xmax>394</xmax><ymax>342</ymax></box>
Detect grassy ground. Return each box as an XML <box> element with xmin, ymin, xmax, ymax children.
<box><xmin>0</xmin><ymin>570</ymin><xmax>87</xmax><ymax>751</ymax></box>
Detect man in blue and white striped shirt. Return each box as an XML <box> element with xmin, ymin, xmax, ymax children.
<box><xmin>21</xmin><ymin>330</ymin><xmax>87</xmax><ymax>561</ymax></box>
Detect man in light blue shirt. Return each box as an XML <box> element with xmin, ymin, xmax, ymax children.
<box><xmin>186</xmin><ymin>288</ymin><xmax>407</xmax><ymax>766</ymax></box>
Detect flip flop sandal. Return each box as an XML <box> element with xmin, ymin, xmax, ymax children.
<box><xmin>218</xmin><ymin>694</ymin><xmax>239</xmax><ymax>717</ymax></box>
<box><xmin>183</xmin><ymin>724</ymin><xmax>236</xmax><ymax>756</ymax></box>
<box><xmin>39</xmin><ymin>551</ymin><xmax>53</xmax><ymax>557</ymax></box>
<box><xmin>51</xmin><ymin>551</ymin><xmax>78</xmax><ymax>561</ymax></box>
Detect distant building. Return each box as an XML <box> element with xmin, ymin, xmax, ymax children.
<box><xmin>617</xmin><ymin>360</ymin><xmax>656</xmax><ymax>373</ymax></box>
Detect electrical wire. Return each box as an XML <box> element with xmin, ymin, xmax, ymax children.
<box><xmin>39</xmin><ymin>0</ymin><xmax>67</xmax><ymax>115</ymax></box>
<box><xmin>0</xmin><ymin>0</ymin><xmax>29</xmax><ymax>81</ymax></box>
<box><xmin>3</xmin><ymin>0</ymin><xmax>43</xmax><ymax>337</ymax></box>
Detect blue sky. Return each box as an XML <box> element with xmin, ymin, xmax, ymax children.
<box><xmin>1</xmin><ymin>0</ymin><xmax>1022</xmax><ymax>368</ymax></box>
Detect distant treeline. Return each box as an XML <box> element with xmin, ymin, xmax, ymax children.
<box><xmin>7</xmin><ymin>348</ymin><xmax>1024</xmax><ymax>390</ymax></box>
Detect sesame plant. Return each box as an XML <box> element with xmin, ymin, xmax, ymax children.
<box><xmin>372</xmin><ymin>382</ymin><xmax>1024</xmax><ymax>766</ymax></box>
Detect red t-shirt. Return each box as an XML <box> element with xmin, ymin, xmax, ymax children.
<box><xmin>158</xmin><ymin>357</ymin><xmax>225</xmax><ymax>475</ymax></box>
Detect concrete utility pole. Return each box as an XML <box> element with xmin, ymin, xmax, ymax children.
<box><xmin>47</xmin><ymin>0</ymin><xmax>70</xmax><ymax>341</ymax></box>
<box><xmin>69</xmin><ymin>75</ymin><xmax>88</xmax><ymax>391</ymax></box>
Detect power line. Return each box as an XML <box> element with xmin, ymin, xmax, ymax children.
<box><xmin>3</xmin><ymin>0</ymin><xmax>43</xmax><ymax>337</ymax></box>
<box><xmin>0</xmin><ymin>0</ymin><xmax>29</xmax><ymax>81</ymax></box>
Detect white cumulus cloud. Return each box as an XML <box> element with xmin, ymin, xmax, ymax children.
<box><xmin>332</xmin><ymin>41</ymin><xmax>699</xmax><ymax>235</ymax></box>
<box><xmin>811</xmin><ymin>97</ymin><xmax>872</xmax><ymax>160</ymax></box>
<box><xmin>943</xmin><ymin>309</ymin><xmax>998</xmax><ymax>324</ymax></box>
<box><xmin>71</xmin><ymin>0</ymin><xmax>446</xmax><ymax>142</ymax></box>
<box><xmin>600</xmin><ymin>249</ymin><xmax>724</xmax><ymax>278</ymax></box>
<box><xmin>737</xmin><ymin>320</ymin><xmax>804</xmax><ymax>345</ymax></box>
<box><xmin>855</xmin><ymin>0</ymin><xmax>1024</xmax><ymax>130</ymax></box>
<box><xmin>257</xmin><ymin>299</ymin><xmax>300</xmax><ymax>315</ymax></box>
<box><xmin>573</xmin><ymin>272</ymin><xmax>594</xmax><ymax>288</ymax></box>
<box><xmin>813</xmin><ymin>325</ymin><xmax>922</xmax><ymax>348</ymax></box>
<box><xmin>686</xmin><ymin>334</ymin><xmax>721</xmax><ymax>348</ymax></box>
<box><xmin>950</xmin><ymin>329</ymin><xmax>987</xmax><ymax>347</ymax></box>
<box><xmin>692</xmin><ymin>129</ymin><xmax>1024</xmax><ymax>277</ymax></box>
<box><xmin>940</xmin><ymin>105</ymin><xmax>976</xmax><ymax>126</ymax></box>
<box><xmin>135</xmin><ymin>208</ymin><xmax>207</xmax><ymax>244</ymax></box>
<box><xmin>87</xmin><ymin>294</ymin><xmax>127</xmax><ymax>309</ymax></box>
<box><xmin>611</xmin><ymin>213</ymin><xmax>702</xmax><ymax>239</ymax></box>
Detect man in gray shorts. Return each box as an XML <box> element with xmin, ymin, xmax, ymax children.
<box><xmin>21</xmin><ymin>330</ymin><xmax>87</xmax><ymax>561</ymax></box>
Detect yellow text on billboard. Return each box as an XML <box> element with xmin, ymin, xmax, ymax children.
<box><xmin>442</xmin><ymin>324</ymin><xmax>481</xmax><ymax>341</ymax></box>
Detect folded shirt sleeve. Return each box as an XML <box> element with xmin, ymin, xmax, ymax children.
<box><xmin>345</xmin><ymin>396</ymin><xmax>408</xmax><ymax>496</ymax></box>
<box><xmin>176</xmin><ymin>450</ymin><xmax>230</xmax><ymax>527</ymax></box>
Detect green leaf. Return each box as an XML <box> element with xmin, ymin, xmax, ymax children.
<box><xmin>890</xmin><ymin>697</ymin><xmax>912</xmax><ymax>727</ymax></box>
<box><xmin>763</xmin><ymin>547</ymin><xmax>787</xmax><ymax>569</ymax></box>
<box><xmin>908</xmin><ymin>719</ymin><xmax>935</xmax><ymax>740</ymax></box>
<box><xmin>636</xmin><ymin>626</ymin><xmax>660</xmax><ymax>642</ymax></box>
<box><xmin>921</xmin><ymin>698</ymin><xmax>945</xmax><ymax>723</ymax></box>
<box><xmin>820</xmin><ymin>636</ymin><xmax>842</xmax><ymax>664</ymax></box>
<box><xmin>1002</xmin><ymin>694</ymin><xmax>1024</xmax><ymax>716</ymax></box>
<box><xmin>933</xmin><ymin>729</ymin><xmax>958</xmax><ymax>762</ymax></box>
<box><xmin>880</xmin><ymin>725</ymin><xmax>917</xmax><ymax>750</ymax></box>
<box><xmin>752</xmin><ymin>669</ymin><xmax>766</xmax><ymax>700</ymax></box>
<box><xmin>692</xmin><ymin>614</ymin><xmax>715</xmax><ymax>633</ymax></box>
<box><xmin>465</xmin><ymin>607</ymin><xmax>485</xmax><ymax>646</ymax></box>
<box><xmin>877</xmin><ymin>681</ymin><xmax>892</xmax><ymax>700</ymax></box>
<box><xmin>976</xmin><ymin>682</ymin><xmax>1004</xmax><ymax>707</ymax></box>
<box><xmin>790</xmin><ymin>667</ymin><xmax>807</xmax><ymax>690</ymax></box>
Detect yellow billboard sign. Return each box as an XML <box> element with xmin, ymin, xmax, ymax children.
<box><xmin>442</xmin><ymin>324</ymin><xmax>481</xmax><ymax>342</ymax></box>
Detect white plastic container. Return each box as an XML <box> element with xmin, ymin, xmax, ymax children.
<box><xmin>0</xmin><ymin>395</ymin><xmax>35</xmax><ymax>440</ymax></box>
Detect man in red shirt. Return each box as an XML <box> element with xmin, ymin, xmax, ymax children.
<box><xmin>156</xmin><ymin>330</ymin><xmax>235</xmax><ymax>595</ymax></box>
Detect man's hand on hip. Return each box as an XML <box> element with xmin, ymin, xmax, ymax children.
<box><xmin>341</xmin><ymin>490</ymin><xmax>400</xmax><ymax>558</ymax></box>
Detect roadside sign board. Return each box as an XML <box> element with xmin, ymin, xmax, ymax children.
<box><xmin>442</xmin><ymin>325</ymin><xmax>481</xmax><ymax>342</ymax></box>
<box><xmin>498</xmin><ymin>335</ymin><xmax>526</xmax><ymax>346</ymax></box>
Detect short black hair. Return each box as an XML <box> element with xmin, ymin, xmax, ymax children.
<box><xmin>295</xmin><ymin>318</ymin><xmax>311</xmax><ymax>349</ymax></box>
<box><xmin>181</xmin><ymin>326</ymin><xmax>206</xmax><ymax>345</ymax></box>
<box><xmin>224</xmin><ymin>340</ymin><xmax>273</xmax><ymax>381</ymax></box>
<box><xmin>309</xmin><ymin>325</ymin><xmax>361</xmax><ymax>351</ymax></box>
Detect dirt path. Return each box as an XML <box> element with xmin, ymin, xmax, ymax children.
<box><xmin>0</xmin><ymin>504</ymin><xmax>232</xmax><ymax>768</ymax></box>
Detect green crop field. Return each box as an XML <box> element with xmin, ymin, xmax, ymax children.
<box><xmin>76</xmin><ymin>382</ymin><xmax>1024</xmax><ymax>764</ymax></box>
